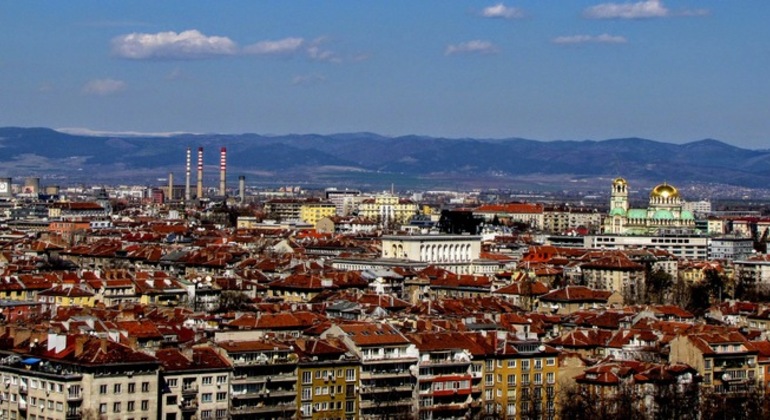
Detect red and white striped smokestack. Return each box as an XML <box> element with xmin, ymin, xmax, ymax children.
<box><xmin>185</xmin><ymin>148</ymin><xmax>191</xmax><ymax>202</ymax></box>
<box><xmin>220</xmin><ymin>147</ymin><xmax>227</xmax><ymax>197</ymax></box>
<box><xmin>196</xmin><ymin>147</ymin><xmax>204</xmax><ymax>199</ymax></box>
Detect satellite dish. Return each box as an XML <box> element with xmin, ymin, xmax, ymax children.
<box><xmin>538</xmin><ymin>345</ymin><xmax>546</xmax><ymax>352</ymax></box>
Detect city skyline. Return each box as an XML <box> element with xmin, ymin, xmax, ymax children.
<box><xmin>1</xmin><ymin>1</ymin><xmax>769</xmax><ymax>148</ymax></box>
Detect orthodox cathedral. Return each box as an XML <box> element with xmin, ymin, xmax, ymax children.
<box><xmin>603</xmin><ymin>177</ymin><xmax>695</xmax><ymax>235</ymax></box>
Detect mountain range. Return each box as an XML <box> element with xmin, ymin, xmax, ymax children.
<box><xmin>1</xmin><ymin>127</ymin><xmax>769</xmax><ymax>191</ymax></box>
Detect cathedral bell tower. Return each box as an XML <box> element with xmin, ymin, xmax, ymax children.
<box><xmin>610</xmin><ymin>177</ymin><xmax>628</xmax><ymax>212</ymax></box>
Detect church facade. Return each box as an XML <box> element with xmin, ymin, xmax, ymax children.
<box><xmin>603</xmin><ymin>177</ymin><xmax>695</xmax><ymax>235</ymax></box>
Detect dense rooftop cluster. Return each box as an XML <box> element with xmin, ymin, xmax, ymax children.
<box><xmin>2</xmin><ymin>180</ymin><xmax>770</xmax><ymax>419</ymax></box>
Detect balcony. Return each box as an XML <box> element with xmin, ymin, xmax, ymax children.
<box><xmin>181</xmin><ymin>384</ymin><xmax>199</xmax><ymax>395</ymax></box>
<box><xmin>67</xmin><ymin>392</ymin><xmax>83</xmax><ymax>401</ymax></box>
<box><xmin>362</xmin><ymin>384</ymin><xmax>413</xmax><ymax>394</ymax></box>
<box><xmin>231</xmin><ymin>402</ymin><xmax>297</xmax><ymax>415</ymax></box>
<box><xmin>180</xmin><ymin>401</ymin><xmax>198</xmax><ymax>412</ymax></box>
<box><xmin>360</xmin><ymin>370</ymin><xmax>412</xmax><ymax>380</ymax></box>
<box><xmin>66</xmin><ymin>410</ymin><xmax>81</xmax><ymax>419</ymax></box>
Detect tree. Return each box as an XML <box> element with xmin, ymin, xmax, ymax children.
<box><xmin>216</xmin><ymin>290</ymin><xmax>254</xmax><ymax>312</ymax></box>
<box><xmin>646</xmin><ymin>268</ymin><xmax>674</xmax><ymax>304</ymax></box>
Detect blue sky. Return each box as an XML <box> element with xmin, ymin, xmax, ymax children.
<box><xmin>1</xmin><ymin>1</ymin><xmax>768</xmax><ymax>148</ymax></box>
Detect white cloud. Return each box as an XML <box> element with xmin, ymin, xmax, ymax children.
<box><xmin>583</xmin><ymin>0</ymin><xmax>668</xmax><ymax>19</ymax></box>
<box><xmin>481</xmin><ymin>3</ymin><xmax>525</xmax><ymax>19</ymax></box>
<box><xmin>111</xmin><ymin>30</ymin><xmax>237</xmax><ymax>60</ymax></box>
<box><xmin>292</xmin><ymin>74</ymin><xmax>326</xmax><ymax>86</ymax></box>
<box><xmin>82</xmin><ymin>78</ymin><xmax>127</xmax><ymax>96</ymax></box>
<box><xmin>445</xmin><ymin>40</ymin><xmax>499</xmax><ymax>56</ymax></box>
<box><xmin>243</xmin><ymin>37</ymin><xmax>305</xmax><ymax>55</ymax></box>
<box><xmin>305</xmin><ymin>38</ymin><xmax>341</xmax><ymax>63</ymax></box>
<box><xmin>553</xmin><ymin>34</ymin><xmax>628</xmax><ymax>45</ymax></box>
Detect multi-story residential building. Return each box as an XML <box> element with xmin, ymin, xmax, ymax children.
<box><xmin>580</xmin><ymin>254</ymin><xmax>646</xmax><ymax>303</ymax></box>
<box><xmin>734</xmin><ymin>255</ymin><xmax>770</xmax><ymax>295</ymax></box>
<box><xmin>325</xmin><ymin>189</ymin><xmax>363</xmax><ymax>216</ymax></box>
<box><xmin>542</xmin><ymin>206</ymin><xmax>601</xmax><ymax>234</ymax></box>
<box><xmin>358</xmin><ymin>195</ymin><xmax>419</xmax><ymax>228</ymax></box>
<box><xmin>156</xmin><ymin>346</ymin><xmax>232</xmax><ymax>420</ymax></box>
<box><xmin>218</xmin><ymin>340</ymin><xmax>298</xmax><ymax>419</ymax></box>
<box><xmin>408</xmin><ymin>332</ymin><xmax>480</xmax><ymax>420</ymax></box>
<box><xmin>322</xmin><ymin>322</ymin><xmax>419</xmax><ymax>419</ymax></box>
<box><xmin>300</xmin><ymin>202</ymin><xmax>337</xmax><ymax>226</ymax></box>
<box><xmin>484</xmin><ymin>334</ymin><xmax>560</xmax><ymax>420</ymax></box>
<box><xmin>473</xmin><ymin>203</ymin><xmax>544</xmax><ymax>231</ymax></box>
<box><xmin>0</xmin><ymin>332</ymin><xmax>160</xmax><ymax>420</ymax></box>
<box><xmin>669</xmin><ymin>330</ymin><xmax>759</xmax><ymax>393</ymax></box>
<box><xmin>294</xmin><ymin>338</ymin><xmax>360</xmax><ymax>420</ymax></box>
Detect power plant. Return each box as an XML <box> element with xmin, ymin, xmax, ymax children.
<box><xmin>185</xmin><ymin>147</ymin><xmax>191</xmax><ymax>202</ymax></box>
<box><xmin>196</xmin><ymin>147</ymin><xmax>203</xmax><ymax>199</ymax></box>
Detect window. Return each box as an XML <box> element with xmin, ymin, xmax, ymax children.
<box><xmin>302</xmin><ymin>387</ymin><xmax>312</xmax><ymax>401</ymax></box>
<box><xmin>346</xmin><ymin>400</ymin><xmax>355</xmax><ymax>413</ymax></box>
<box><xmin>705</xmin><ymin>360</ymin><xmax>712</xmax><ymax>370</ymax></box>
<box><xmin>507</xmin><ymin>374</ymin><xmax>517</xmax><ymax>386</ymax></box>
<box><xmin>141</xmin><ymin>400</ymin><xmax>149</xmax><ymax>411</ymax></box>
<box><xmin>99</xmin><ymin>384</ymin><xmax>107</xmax><ymax>394</ymax></box>
<box><xmin>216</xmin><ymin>392</ymin><xmax>227</xmax><ymax>401</ymax></box>
<box><xmin>216</xmin><ymin>375</ymin><xmax>227</xmax><ymax>384</ymax></box>
<box><xmin>346</xmin><ymin>368</ymin><xmax>356</xmax><ymax>382</ymax></box>
<box><xmin>201</xmin><ymin>393</ymin><xmax>212</xmax><ymax>403</ymax></box>
<box><xmin>167</xmin><ymin>379</ymin><xmax>178</xmax><ymax>388</ymax></box>
<box><xmin>114</xmin><ymin>384</ymin><xmax>122</xmax><ymax>394</ymax></box>
<box><xmin>535</xmin><ymin>359</ymin><xmax>542</xmax><ymax>370</ymax></box>
<box><xmin>99</xmin><ymin>404</ymin><xmax>107</xmax><ymax>414</ymax></box>
<box><xmin>202</xmin><ymin>376</ymin><xmax>212</xmax><ymax>386</ymax></box>
<box><xmin>546</xmin><ymin>372</ymin><xmax>555</xmax><ymax>384</ymax></box>
<box><xmin>127</xmin><ymin>401</ymin><xmax>135</xmax><ymax>412</ymax></box>
<box><xmin>128</xmin><ymin>382</ymin><xmax>136</xmax><ymax>393</ymax></box>
<box><xmin>113</xmin><ymin>402</ymin><xmax>121</xmax><ymax>413</ymax></box>
<box><xmin>534</xmin><ymin>373</ymin><xmax>542</xmax><ymax>385</ymax></box>
<box><xmin>166</xmin><ymin>396</ymin><xmax>177</xmax><ymax>406</ymax></box>
<box><xmin>522</xmin><ymin>360</ymin><xmax>530</xmax><ymax>371</ymax></box>
<box><xmin>201</xmin><ymin>410</ymin><xmax>212</xmax><ymax>419</ymax></box>
<box><xmin>508</xmin><ymin>360</ymin><xmax>516</xmax><ymax>368</ymax></box>
<box><xmin>215</xmin><ymin>409</ymin><xmax>227</xmax><ymax>419</ymax></box>
<box><xmin>141</xmin><ymin>382</ymin><xmax>150</xmax><ymax>393</ymax></box>
<box><xmin>302</xmin><ymin>371</ymin><xmax>312</xmax><ymax>384</ymax></box>
<box><xmin>485</xmin><ymin>374</ymin><xmax>494</xmax><ymax>386</ymax></box>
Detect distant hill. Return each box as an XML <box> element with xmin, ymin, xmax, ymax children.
<box><xmin>1</xmin><ymin>127</ymin><xmax>769</xmax><ymax>190</ymax></box>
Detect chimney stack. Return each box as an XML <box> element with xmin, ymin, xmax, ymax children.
<box><xmin>167</xmin><ymin>172</ymin><xmax>174</xmax><ymax>203</ymax></box>
<box><xmin>185</xmin><ymin>148</ymin><xmax>191</xmax><ymax>202</ymax></box>
<box><xmin>220</xmin><ymin>147</ymin><xmax>227</xmax><ymax>197</ymax></box>
<box><xmin>239</xmin><ymin>175</ymin><xmax>245</xmax><ymax>203</ymax></box>
<box><xmin>196</xmin><ymin>147</ymin><xmax>204</xmax><ymax>199</ymax></box>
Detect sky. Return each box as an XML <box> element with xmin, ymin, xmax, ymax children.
<box><xmin>1</xmin><ymin>1</ymin><xmax>769</xmax><ymax>149</ymax></box>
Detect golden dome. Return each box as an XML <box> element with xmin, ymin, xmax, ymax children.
<box><xmin>613</xmin><ymin>177</ymin><xmax>627</xmax><ymax>185</ymax></box>
<box><xmin>650</xmin><ymin>182</ymin><xmax>679</xmax><ymax>199</ymax></box>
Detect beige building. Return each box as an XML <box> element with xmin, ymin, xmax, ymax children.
<box><xmin>358</xmin><ymin>195</ymin><xmax>418</xmax><ymax>228</ymax></box>
<box><xmin>381</xmin><ymin>234</ymin><xmax>483</xmax><ymax>274</ymax></box>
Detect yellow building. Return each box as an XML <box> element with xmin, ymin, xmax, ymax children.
<box><xmin>295</xmin><ymin>338</ymin><xmax>360</xmax><ymax>419</ymax></box>
<box><xmin>486</xmin><ymin>336</ymin><xmax>560</xmax><ymax>420</ymax></box>
<box><xmin>358</xmin><ymin>195</ymin><xmax>418</xmax><ymax>227</ymax></box>
<box><xmin>300</xmin><ymin>202</ymin><xmax>337</xmax><ymax>226</ymax></box>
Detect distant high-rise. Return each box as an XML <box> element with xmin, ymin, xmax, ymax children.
<box><xmin>197</xmin><ymin>147</ymin><xmax>204</xmax><ymax>199</ymax></box>
<box><xmin>239</xmin><ymin>175</ymin><xmax>245</xmax><ymax>203</ymax></box>
<box><xmin>220</xmin><ymin>147</ymin><xmax>227</xmax><ymax>197</ymax></box>
<box><xmin>185</xmin><ymin>147</ymin><xmax>191</xmax><ymax>202</ymax></box>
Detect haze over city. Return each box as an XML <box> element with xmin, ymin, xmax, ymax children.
<box><xmin>2</xmin><ymin>1</ymin><xmax>769</xmax><ymax>148</ymax></box>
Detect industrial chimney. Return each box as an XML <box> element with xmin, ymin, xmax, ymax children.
<box><xmin>220</xmin><ymin>147</ymin><xmax>227</xmax><ymax>197</ymax></box>
<box><xmin>239</xmin><ymin>175</ymin><xmax>245</xmax><ymax>203</ymax></box>
<box><xmin>185</xmin><ymin>148</ymin><xmax>191</xmax><ymax>202</ymax></box>
<box><xmin>196</xmin><ymin>147</ymin><xmax>204</xmax><ymax>199</ymax></box>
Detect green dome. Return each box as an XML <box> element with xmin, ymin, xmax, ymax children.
<box><xmin>609</xmin><ymin>207</ymin><xmax>626</xmax><ymax>217</ymax></box>
<box><xmin>627</xmin><ymin>209</ymin><xmax>647</xmax><ymax>219</ymax></box>
<box><xmin>653</xmin><ymin>209</ymin><xmax>674</xmax><ymax>220</ymax></box>
<box><xmin>681</xmin><ymin>210</ymin><xmax>695</xmax><ymax>220</ymax></box>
